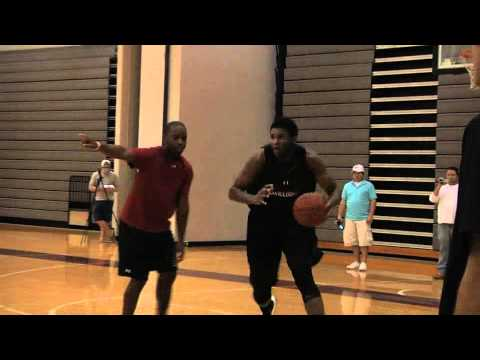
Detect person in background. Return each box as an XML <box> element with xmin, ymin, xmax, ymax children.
<box><xmin>89</xmin><ymin>159</ymin><xmax>118</xmax><ymax>242</ymax></box>
<box><xmin>337</xmin><ymin>164</ymin><xmax>377</xmax><ymax>272</ymax></box>
<box><xmin>429</xmin><ymin>167</ymin><xmax>459</xmax><ymax>280</ymax></box>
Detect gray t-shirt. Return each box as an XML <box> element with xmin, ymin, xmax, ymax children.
<box><xmin>89</xmin><ymin>171</ymin><xmax>118</xmax><ymax>201</ymax></box>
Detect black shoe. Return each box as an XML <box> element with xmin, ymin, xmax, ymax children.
<box><xmin>312</xmin><ymin>248</ymin><xmax>324</xmax><ymax>267</ymax></box>
<box><xmin>260</xmin><ymin>296</ymin><xmax>277</xmax><ymax>315</ymax></box>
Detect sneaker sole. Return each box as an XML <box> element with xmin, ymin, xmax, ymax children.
<box><xmin>271</xmin><ymin>295</ymin><xmax>277</xmax><ymax>315</ymax></box>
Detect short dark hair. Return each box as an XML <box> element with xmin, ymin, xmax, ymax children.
<box><xmin>270</xmin><ymin>117</ymin><xmax>298</xmax><ymax>138</ymax></box>
<box><xmin>165</xmin><ymin>121</ymin><xmax>186</xmax><ymax>135</ymax></box>
<box><xmin>447</xmin><ymin>166</ymin><xmax>459</xmax><ymax>175</ymax></box>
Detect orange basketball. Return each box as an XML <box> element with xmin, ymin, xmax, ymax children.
<box><xmin>293</xmin><ymin>192</ymin><xmax>328</xmax><ymax>227</ymax></box>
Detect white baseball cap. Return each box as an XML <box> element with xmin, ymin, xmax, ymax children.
<box><xmin>101</xmin><ymin>160</ymin><xmax>112</xmax><ymax>168</ymax></box>
<box><xmin>352</xmin><ymin>164</ymin><xmax>365</xmax><ymax>173</ymax></box>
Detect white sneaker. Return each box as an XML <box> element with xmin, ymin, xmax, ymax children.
<box><xmin>346</xmin><ymin>261</ymin><xmax>360</xmax><ymax>270</ymax></box>
<box><xmin>271</xmin><ymin>295</ymin><xmax>277</xmax><ymax>315</ymax></box>
<box><xmin>346</xmin><ymin>270</ymin><xmax>360</xmax><ymax>278</ymax></box>
<box><xmin>358</xmin><ymin>262</ymin><xmax>367</xmax><ymax>272</ymax></box>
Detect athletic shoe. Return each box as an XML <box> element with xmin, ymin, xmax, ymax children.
<box><xmin>358</xmin><ymin>262</ymin><xmax>367</xmax><ymax>272</ymax></box>
<box><xmin>261</xmin><ymin>295</ymin><xmax>277</xmax><ymax>315</ymax></box>
<box><xmin>346</xmin><ymin>261</ymin><xmax>360</xmax><ymax>270</ymax></box>
<box><xmin>346</xmin><ymin>270</ymin><xmax>360</xmax><ymax>278</ymax></box>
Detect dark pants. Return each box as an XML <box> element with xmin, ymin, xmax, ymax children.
<box><xmin>246</xmin><ymin>211</ymin><xmax>321</xmax><ymax>305</ymax></box>
<box><xmin>440</xmin><ymin>231</ymin><xmax>480</xmax><ymax>314</ymax></box>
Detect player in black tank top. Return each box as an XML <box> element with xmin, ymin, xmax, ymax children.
<box><xmin>229</xmin><ymin>117</ymin><xmax>340</xmax><ymax>315</ymax></box>
<box><xmin>247</xmin><ymin>143</ymin><xmax>316</xmax><ymax>222</ymax></box>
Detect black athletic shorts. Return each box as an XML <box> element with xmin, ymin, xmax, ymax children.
<box><xmin>246</xmin><ymin>211</ymin><xmax>317</xmax><ymax>288</ymax></box>
<box><xmin>93</xmin><ymin>200</ymin><xmax>113</xmax><ymax>223</ymax></box>
<box><xmin>118</xmin><ymin>221</ymin><xmax>177</xmax><ymax>281</ymax></box>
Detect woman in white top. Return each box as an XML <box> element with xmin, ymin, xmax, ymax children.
<box><xmin>89</xmin><ymin>159</ymin><xmax>119</xmax><ymax>242</ymax></box>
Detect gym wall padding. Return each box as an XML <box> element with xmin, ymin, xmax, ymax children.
<box><xmin>283</xmin><ymin>45</ymin><xmax>375</xmax><ymax>243</ymax></box>
<box><xmin>0</xmin><ymin>45</ymin><xmax>116</xmax><ymax>224</ymax></box>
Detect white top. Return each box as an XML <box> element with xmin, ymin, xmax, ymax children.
<box><xmin>89</xmin><ymin>171</ymin><xmax>118</xmax><ymax>201</ymax></box>
<box><xmin>429</xmin><ymin>184</ymin><xmax>459</xmax><ymax>224</ymax></box>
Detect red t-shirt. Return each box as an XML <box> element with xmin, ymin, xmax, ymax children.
<box><xmin>120</xmin><ymin>146</ymin><xmax>193</xmax><ymax>233</ymax></box>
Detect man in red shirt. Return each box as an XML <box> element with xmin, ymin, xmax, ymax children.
<box><xmin>79</xmin><ymin>121</ymin><xmax>193</xmax><ymax>315</ymax></box>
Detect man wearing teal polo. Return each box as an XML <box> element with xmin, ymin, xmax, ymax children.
<box><xmin>337</xmin><ymin>164</ymin><xmax>377</xmax><ymax>272</ymax></box>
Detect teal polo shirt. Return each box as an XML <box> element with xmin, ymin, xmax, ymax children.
<box><xmin>341</xmin><ymin>180</ymin><xmax>377</xmax><ymax>221</ymax></box>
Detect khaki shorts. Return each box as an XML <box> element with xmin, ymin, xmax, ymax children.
<box><xmin>343</xmin><ymin>219</ymin><xmax>373</xmax><ymax>247</ymax></box>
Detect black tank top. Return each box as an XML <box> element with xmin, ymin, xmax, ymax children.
<box><xmin>247</xmin><ymin>144</ymin><xmax>316</xmax><ymax>220</ymax></box>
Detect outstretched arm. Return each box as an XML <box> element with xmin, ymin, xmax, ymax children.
<box><xmin>79</xmin><ymin>133</ymin><xmax>136</xmax><ymax>163</ymax></box>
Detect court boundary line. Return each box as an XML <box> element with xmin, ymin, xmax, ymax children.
<box><xmin>0</xmin><ymin>263</ymin><xmax>82</xmax><ymax>315</ymax></box>
<box><xmin>0</xmin><ymin>304</ymin><xmax>31</xmax><ymax>315</ymax></box>
<box><xmin>0</xmin><ymin>247</ymin><xmax>440</xmax><ymax>309</ymax></box>
<box><xmin>48</xmin><ymin>291</ymin><xmax>244</xmax><ymax>315</ymax></box>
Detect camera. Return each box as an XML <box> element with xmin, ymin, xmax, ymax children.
<box><xmin>335</xmin><ymin>219</ymin><xmax>344</xmax><ymax>231</ymax></box>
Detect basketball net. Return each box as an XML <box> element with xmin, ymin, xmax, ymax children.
<box><xmin>460</xmin><ymin>45</ymin><xmax>480</xmax><ymax>90</ymax></box>
<box><xmin>466</xmin><ymin>65</ymin><xmax>479</xmax><ymax>90</ymax></box>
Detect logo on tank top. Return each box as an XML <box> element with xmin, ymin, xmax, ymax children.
<box><xmin>271</xmin><ymin>191</ymin><xmax>297</xmax><ymax>198</ymax></box>
<box><xmin>267</xmin><ymin>180</ymin><xmax>297</xmax><ymax>198</ymax></box>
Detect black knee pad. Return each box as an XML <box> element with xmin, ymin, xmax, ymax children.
<box><xmin>288</xmin><ymin>265</ymin><xmax>320</xmax><ymax>303</ymax></box>
<box><xmin>303</xmin><ymin>291</ymin><xmax>321</xmax><ymax>304</ymax></box>
<box><xmin>300</xmin><ymin>285</ymin><xmax>320</xmax><ymax>303</ymax></box>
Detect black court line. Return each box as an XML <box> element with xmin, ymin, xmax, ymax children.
<box><xmin>0</xmin><ymin>247</ymin><xmax>439</xmax><ymax>309</ymax></box>
<box><xmin>178</xmin><ymin>269</ymin><xmax>439</xmax><ymax>309</ymax></box>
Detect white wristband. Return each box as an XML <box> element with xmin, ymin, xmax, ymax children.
<box><xmin>94</xmin><ymin>141</ymin><xmax>102</xmax><ymax>151</ymax></box>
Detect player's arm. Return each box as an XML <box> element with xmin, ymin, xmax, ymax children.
<box><xmin>175</xmin><ymin>190</ymin><xmax>190</xmax><ymax>262</ymax></box>
<box><xmin>175</xmin><ymin>170</ymin><xmax>193</xmax><ymax>262</ymax></box>
<box><xmin>228</xmin><ymin>150</ymin><xmax>270</xmax><ymax>206</ymax></box>
<box><xmin>429</xmin><ymin>179</ymin><xmax>443</xmax><ymax>203</ymax></box>
<box><xmin>79</xmin><ymin>133</ymin><xmax>136</xmax><ymax>164</ymax></box>
<box><xmin>176</xmin><ymin>193</ymin><xmax>190</xmax><ymax>243</ymax></box>
<box><xmin>305</xmin><ymin>149</ymin><xmax>340</xmax><ymax>212</ymax></box>
<box><xmin>367</xmin><ymin>183</ymin><xmax>377</xmax><ymax>225</ymax></box>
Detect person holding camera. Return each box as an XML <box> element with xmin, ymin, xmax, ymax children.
<box><xmin>89</xmin><ymin>159</ymin><xmax>119</xmax><ymax>242</ymax></box>
<box><xmin>429</xmin><ymin>167</ymin><xmax>459</xmax><ymax>280</ymax></box>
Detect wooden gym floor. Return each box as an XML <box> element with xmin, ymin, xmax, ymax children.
<box><xmin>0</xmin><ymin>224</ymin><xmax>442</xmax><ymax>315</ymax></box>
